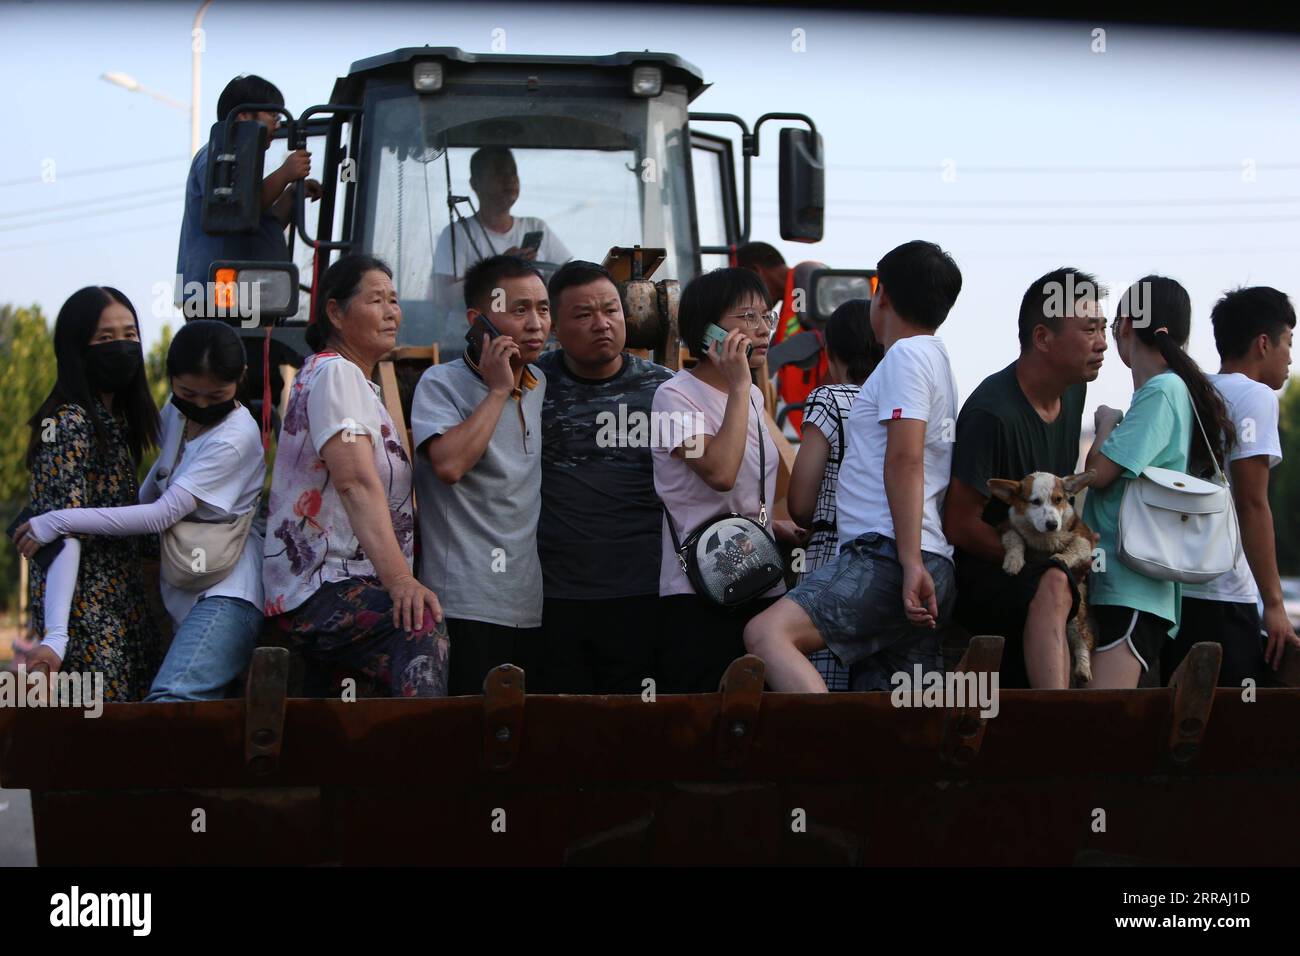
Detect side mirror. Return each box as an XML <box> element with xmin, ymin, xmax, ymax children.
<box><xmin>778</xmin><ymin>128</ymin><xmax>824</xmax><ymax>243</ymax></box>
<box><xmin>808</xmin><ymin>269</ymin><xmax>877</xmax><ymax>324</ymax></box>
<box><xmin>201</xmin><ymin>120</ymin><xmax>267</xmax><ymax>235</ymax></box>
<box><xmin>203</xmin><ymin>261</ymin><xmax>300</xmax><ymax>326</ymax></box>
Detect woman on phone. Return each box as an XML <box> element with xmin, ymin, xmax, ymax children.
<box><xmin>12</xmin><ymin>286</ymin><xmax>162</xmax><ymax>700</ymax></box>
<box><xmin>650</xmin><ymin>267</ymin><xmax>807</xmax><ymax>693</ymax></box>
<box><xmin>15</xmin><ymin>320</ymin><xmax>266</xmax><ymax>701</ymax></box>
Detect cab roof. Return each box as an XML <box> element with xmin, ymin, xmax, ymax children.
<box><xmin>329</xmin><ymin>47</ymin><xmax>708</xmax><ymax>104</ymax></box>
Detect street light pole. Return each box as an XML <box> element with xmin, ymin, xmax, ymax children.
<box><xmin>191</xmin><ymin>0</ymin><xmax>214</xmax><ymax>156</ymax></box>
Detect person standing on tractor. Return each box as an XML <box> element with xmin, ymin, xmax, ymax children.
<box><xmin>736</xmin><ymin>241</ymin><xmax>826</xmax><ymax>431</ymax></box>
<box><xmin>174</xmin><ymin>74</ymin><xmax>321</xmax><ymax>428</ymax></box>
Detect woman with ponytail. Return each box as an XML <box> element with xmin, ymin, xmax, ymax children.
<box><xmin>1082</xmin><ymin>275</ymin><xmax>1234</xmax><ymax>688</ymax></box>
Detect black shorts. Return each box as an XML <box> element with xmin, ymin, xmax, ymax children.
<box><xmin>539</xmin><ymin>595</ymin><xmax>661</xmax><ymax>695</ymax></box>
<box><xmin>656</xmin><ymin>593</ymin><xmax>777</xmax><ymax>694</ymax></box>
<box><xmin>953</xmin><ymin>552</ymin><xmax>1081</xmax><ymax>689</ymax></box>
<box><xmin>446</xmin><ymin>618</ymin><xmax>544</xmax><ymax>696</ymax></box>
<box><xmin>1161</xmin><ymin>598</ymin><xmax>1278</xmax><ymax>688</ymax></box>
<box><xmin>1092</xmin><ymin>605</ymin><xmax>1168</xmax><ymax>688</ymax></box>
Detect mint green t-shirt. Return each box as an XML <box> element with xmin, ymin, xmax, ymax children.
<box><xmin>1083</xmin><ymin>371</ymin><xmax>1193</xmax><ymax>628</ymax></box>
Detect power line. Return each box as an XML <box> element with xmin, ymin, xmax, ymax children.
<box><xmin>812</xmin><ymin>213</ymin><xmax>1300</xmax><ymax>226</ymax></box>
<box><xmin>0</xmin><ymin>217</ymin><xmax>179</xmax><ymax>254</ymax></box>
<box><xmin>0</xmin><ymin>155</ymin><xmax>190</xmax><ymax>189</ymax></box>
<box><xmin>756</xmin><ymin>195</ymin><xmax>1300</xmax><ymax>210</ymax></box>
<box><xmin>0</xmin><ymin>195</ymin><xmax>183</xmax><ymax>233</ymax></box>
<box><xmin>0</xmin><ymin>185</ymin><xmax>182</xmax><ymax>222</ymax></box>
<box><xmin>753</xmin><ymin>160</ymin><xmax>1300</xmax><ymax>175</ymax></box>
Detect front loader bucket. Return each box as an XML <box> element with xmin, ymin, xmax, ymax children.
<box><xmin>2</xmin><ymin>640</ymin><xmax>1299</xmax><ymax>865</ymax></box>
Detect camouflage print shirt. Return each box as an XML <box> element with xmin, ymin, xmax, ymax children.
<box><xmin>535</xmin><ymin>350</ymin><xmax>673</xmax><ymax>600</ymax></box>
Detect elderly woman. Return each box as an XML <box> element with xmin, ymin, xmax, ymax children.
<box><xmin>263</xmin><ymin>254</ymin><xmax>448</xmax><ymax>696</ymax></box>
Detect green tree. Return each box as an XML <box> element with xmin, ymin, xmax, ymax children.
<box><xmin>1270</xmin><ymin>376</ymin><xmax>1300</xmax><ymax>576</ymax></box>
<box><xmin>0</xmin><ymin>303</ymin><xmax>58</xmax><ymax>613</ymax></box>
<box><xmin>138</xmin><ymin>324</ymin><xmax>174</xmax><ymax>483</ymax></box>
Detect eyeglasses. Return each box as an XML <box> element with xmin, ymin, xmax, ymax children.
<box><xmin>724</xmin><ymin>308</ymin><xmax>778</xmax><ymax>331</ymax></box>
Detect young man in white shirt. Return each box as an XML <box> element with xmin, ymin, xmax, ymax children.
<box><xmin>744</xmin><ymin>240</ymin><xmax>964</xmax><ymax>692</ymax></box>
<box><xmin>432</xmin><ymin>146</ymin><xmax>570</xmax><ymax>342</ymax></box>
<box><xmin>1164</xmin><ymin>286</ymin><xmax>1298</xmax><ymax>686</ymax></box>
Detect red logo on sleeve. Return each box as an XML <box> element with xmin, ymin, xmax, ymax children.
<box><xmin>891</xmin><ymin>408</ymin><xmax>903</xmax><ymax>419</ymax></box>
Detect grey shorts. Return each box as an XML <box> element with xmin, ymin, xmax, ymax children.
<box><xmin>786</xmin><ymin>533</ymin><xmax>956</xmax><ymax>691</ymax></box>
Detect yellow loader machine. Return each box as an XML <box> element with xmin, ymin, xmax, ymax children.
<box><xmin>4</xmin><ymin>48</ymin><xmax>1298</xmax><ymax>866</ymax></box>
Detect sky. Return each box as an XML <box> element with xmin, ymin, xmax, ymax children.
<box><xmin>3</xmin><ymin>0</ymin><xmax>1299</xmax><ymax>424</ymax></box>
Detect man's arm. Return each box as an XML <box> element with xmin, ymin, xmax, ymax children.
<box><xmin>426</xmin><ymin>335</ymin><xmax>516</xmax><ymax>485</ymax></box>
<box><xmin>1230</xmin><ymin>455</ymin><xmax>1300</xmax><ymax>666</ymax></box>
<box><xmin>261</xmin><ymin>149</ymin><xmax>312</xmax><ymax>216</ymax></box>
<box><xmin>943</xmin><ymin>477</ymin><xmax>1003</xmax><ymax>564</ymax></box>
<box><xmin>884</xmin><ymin>417</ymin><xmax>937</xmax><ymax>627</ymax></box>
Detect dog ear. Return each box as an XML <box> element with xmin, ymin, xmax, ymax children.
<box><xmin>986</xmin><ymin>478</ymin><xmax>1021</xmax><ymax>504</ymax></box>
<box><xmin>1062</xmin><ymin>470</ymin><xmax>1097</xmax><ymax>494</ymax></box>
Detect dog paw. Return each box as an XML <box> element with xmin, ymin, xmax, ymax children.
<box><xmin>1073</xmin><ymin>655</ymin><xmax>1093</xmax><ymax>685</ymax></box>
<box><xmin>1002</xmin><ymin>554</ymin><xmax>1025</xmax><ymax>576</ymax></box>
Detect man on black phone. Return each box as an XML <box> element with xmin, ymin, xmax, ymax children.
<box><xmin>431</xmin><ymin>147</ymin><xmax>571</xmax><ymax>354</ymax></box>
<box><xmin>410</xmin><ymin>254</ymin><xmax>552</xmax><ymax>695</ymax></box>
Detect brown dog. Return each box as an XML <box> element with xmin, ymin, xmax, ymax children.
<box><xmin>986</xmin><ymin>471</ymin><xmax>1099</xmax><ymax>685</ymax></box>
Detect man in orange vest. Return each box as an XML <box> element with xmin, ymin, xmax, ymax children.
<box><xmin>736</xmin><ymin>241</ymin><xmax>827</xmax><ymax>432</ymax></box>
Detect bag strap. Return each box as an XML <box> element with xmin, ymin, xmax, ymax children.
<box><xmin>663</xmin><ymin>396</ymin><xmax>768</xmax><ymax>566</ymax></box>
<box><xmin>1185</xmin><ymin>389</ymin><xmax>1226</xmax><ymax>484</ymax></box>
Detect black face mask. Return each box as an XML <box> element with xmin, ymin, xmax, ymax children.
<box><xmin>171</xmin><ymin>394</ymin><xmax>237</xmax><ymax>426</ymax></box>
<box><xmin>85</xmin><ymin>340</ymin><xmax>143</xmax><ymax>393</ymax></box>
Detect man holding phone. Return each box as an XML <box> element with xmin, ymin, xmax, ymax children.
<box><xmin>410</xmin><ymin>254</ymin><xmax>552</xmax><ymax>695</ymax></box>
<box><xmin>432</xmin><ymin>147</ymin><xmax>571</xmax><ymax>353</ymax></box>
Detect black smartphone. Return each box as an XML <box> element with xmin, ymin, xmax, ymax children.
<box><xmin>464</xmin><ymin>312</ymin><xmax>503</xmax><ymax>366</ymax></box>
<box><xmin>520</xmin><ymin>230</ymin><xmax>543</xmax><ymax>251</ymax></box>
<box><xmin>6</xmin><ymin>506</ymin><xmax>65</xmax><ymax>572</ymax></box>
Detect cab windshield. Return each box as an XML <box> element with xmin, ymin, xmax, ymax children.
<box><xmin>357</xmin><ymin>81</ymin><xmax>696</xmax><ymax>354</ymax></box>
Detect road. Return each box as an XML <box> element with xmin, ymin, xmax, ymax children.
<box><xmin>0</xmin><ymin>788</ymin><xmax>36</xmax><ymax>866</ymax></box>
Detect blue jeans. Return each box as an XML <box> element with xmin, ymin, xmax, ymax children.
<box><xmin>145</xmin><ymin>596</ymin><xmax>262</xmax><ymax>702</ymax></box>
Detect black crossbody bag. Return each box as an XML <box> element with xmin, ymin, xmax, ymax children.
<box><xmin>665</xmin><ymin>399</ymin><xmax>785</xmax><ymax>607</ymax></box>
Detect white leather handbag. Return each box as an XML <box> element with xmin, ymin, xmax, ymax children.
<box><xmin>1115</xmin><ymin>400</ymin><xmax>1241</xmax><ymax>584</ymax></box>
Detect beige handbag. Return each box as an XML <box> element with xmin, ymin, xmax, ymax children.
<box><xmin>161</xmin><ymin>509</ymin><xmax>255</xmax><ymax>590</ymax></box>
<box><xmin>158</xmin><ymin>422</ymin><xmax>256</xmax><ymax>590</ymax></box>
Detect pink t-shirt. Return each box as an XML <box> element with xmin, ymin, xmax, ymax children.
<box><xmin>651</xmin><ymin>369</ymin><xmax>784</xmax><ymax>598</ymax></box>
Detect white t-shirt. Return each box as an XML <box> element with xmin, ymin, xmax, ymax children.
<box><xmin>1182</xmin><ymin>372</ymin><xmax>1283</xmax><ymax>604</ymax></box>
<box><xmin>835</xmin><ymin>334</ymin><xmax>958</xmax><ymax>560</ymax></box>
<box><xmin>142</xmin><ymin>401</ymin><xmax>266</xmax><ymax>623</ymax></box>
<box><xmin>651</xmin><ymin>371</ymin><xmax>784</xmax><ymax>598</ymax></box>
<box><xmin>433</xmin><ymin>215</ymin><xmax>570</xmax><ymax>280</ymax></box>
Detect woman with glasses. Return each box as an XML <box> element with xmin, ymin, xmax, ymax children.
<box><xmin>650</xmin><ymin>267</ymin><xmax>807</xmax><ymax>693</ymax></box>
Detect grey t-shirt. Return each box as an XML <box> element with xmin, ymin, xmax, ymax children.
<box><xmin>410</xmin><ymin>358</ymin><xmax>546</xmax><ymax>628</ymax></box>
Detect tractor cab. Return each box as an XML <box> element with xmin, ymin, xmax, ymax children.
<box><xmin>202</xmin><ymin>48</ymin><xmax>839</xmax><ymax>370</ymax></box>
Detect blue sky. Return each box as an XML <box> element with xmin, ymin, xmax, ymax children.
<box><xmin>3</xmin><ymin>1</ymin><xmax>1299</xmax><ymax>420</ymax></box>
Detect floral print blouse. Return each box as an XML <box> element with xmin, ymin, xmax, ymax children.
<box><xmin>262</xmin><ymin>352</ymin><xmax>414</xmax><ymax>616</ymax></box>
